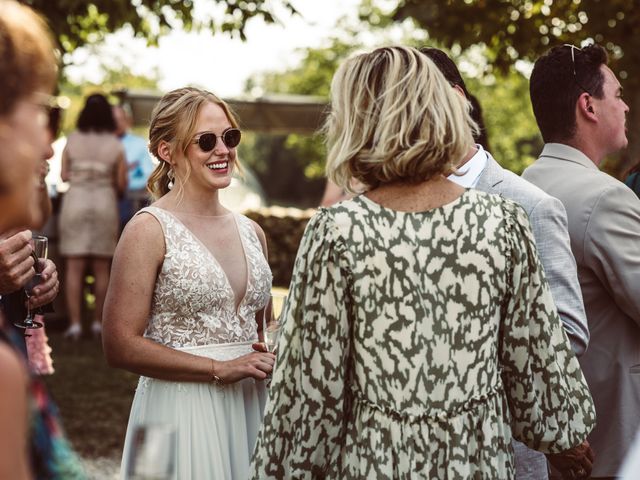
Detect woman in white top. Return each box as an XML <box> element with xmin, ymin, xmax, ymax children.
<box><xmin>103</xmin><ymin>87</ymin><xmax>275</xmax><ymax>479</ymax></box>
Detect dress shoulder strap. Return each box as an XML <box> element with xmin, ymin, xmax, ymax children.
<box><xmin>134</xmin><ymin>206</ymin><xmax>176</xmax><ymax>243</ymax></box>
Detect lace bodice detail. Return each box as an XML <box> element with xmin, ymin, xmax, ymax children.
<box><xmin>139</xmin><ymin>207</ymin><xmax>272</xmax><ymax>348</ymax></box>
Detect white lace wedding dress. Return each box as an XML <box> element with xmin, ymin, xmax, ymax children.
<box><xmin>119</xmin><ymin>207</ymin><xmax>272</xmax><ymax>479</ymax></box>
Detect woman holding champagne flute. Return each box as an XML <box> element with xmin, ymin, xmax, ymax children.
<box><xmin>1</xmin><ymin>2</ymin><xmax>86</xmax><ymax>478</ymax></box>
<box><xmin>103</xmin><ymin>87</ymin><xmax>275</xmax><ymax>479</ymax></box>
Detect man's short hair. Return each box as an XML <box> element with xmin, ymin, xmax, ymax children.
<box><xmin>530</xmin><ymin>44</ymin><xmax>608</xmax><ymax>143</ymax></box>
<box><xmin>420</xmin><ymin>47</ymin><xmax>489</xmax><ymax>150</ymax></box>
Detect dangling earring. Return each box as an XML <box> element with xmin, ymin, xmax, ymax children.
<box><xmin>167</xmin><ymin>166</ymin><xmax>175</xmax><ymax>190</ymax></box>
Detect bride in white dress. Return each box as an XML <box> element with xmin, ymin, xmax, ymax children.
<box><xmin>103</xmin><ymin>87</ymin><xmax>275</xmax><ymax>479</ymax></box>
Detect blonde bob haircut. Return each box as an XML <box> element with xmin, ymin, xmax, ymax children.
<box><xmin>325</xmin><ymin>46</ymin><xmax>477</xmax><ymax>191</ymax></box>
<box><xmin>147</xmin><ymin>86</ymin><xmax>243</xmax><ymax>200</ymax></box>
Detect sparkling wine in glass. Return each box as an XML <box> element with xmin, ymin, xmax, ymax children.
<box><xmin>263</xmin><ymin>292</ymin><xmax>286</xmax><ymax>352</ymax></box>
<box><xmin>14</xmin><ymin>235</ymin><xmax>48</xmax><ymax>330</ymax></box>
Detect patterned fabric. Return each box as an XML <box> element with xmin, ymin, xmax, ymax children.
<box><xmin>250</xmin><ymin>189</ymin><xmax>595</xmax><ymax>479</ymax></box>
<box><xmin>139</xmin><ymin>207</ymin><xmax>273</xmax><ymax>347</ymax></box>
<box><xmin>0</xmin><ymin>327</ymin><xmax>85</xmax><ymax>480</ymax></box>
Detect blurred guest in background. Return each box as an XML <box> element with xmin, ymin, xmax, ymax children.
<box><xmin>113</xmin><ymin>104</ymin><xmax>155</xmax><ymax>230</ymax></box>
<box><xmin>251</xmin><ymin>46</ymin><xmax>595</xmax><ymax>479</ymax></box>
<box><xmin>0</xmin><ymin>2</ymin><xmax>85</xmax><ymax>478</ymax></box>
<box><xmin>59</xmin><ymin>94</ymin><xmax>127</xmax><ymax>340</ymax></box>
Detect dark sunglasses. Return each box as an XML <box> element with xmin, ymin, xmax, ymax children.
<box><xmin>192</xmin><ymin>128</ymin><xmax>241</xmax><ymax>152</ymax></box>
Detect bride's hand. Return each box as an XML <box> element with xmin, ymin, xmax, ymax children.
<box><xmin>214</xmin><ymin>352</ymin><xmax>276</xmax><ymax>383</ymax></box>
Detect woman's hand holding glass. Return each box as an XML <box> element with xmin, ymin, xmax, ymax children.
<box><xmin>26</xmin><ymin>257</ymin><xmax>58</xmax><ymax>309</ymax></box>
<box><xmin>212</xmin><ymin>352</ymin><xmax>276</xmax><ymax>384</ymax></box>
<box><xmin>13</xmin><ymin>235</ymin><xmax>48</xmax><ymax>330</ymax></box>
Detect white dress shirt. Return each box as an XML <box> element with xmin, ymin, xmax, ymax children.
<box><xmin>447</xmin><ymin>145</ymin><xmax>487</xmax><ymax>188</ymax></box>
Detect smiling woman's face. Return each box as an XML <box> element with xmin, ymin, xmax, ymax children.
<box><xmin>0</xmin><ymin>94</ymin><xmax>51</xmax><ymax>232</ymax></box>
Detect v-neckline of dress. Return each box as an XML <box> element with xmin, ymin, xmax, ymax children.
<box><xmin>158</xmin><ymin>208</ymin><xmax>250</xmax><ymax>314</ymax></box>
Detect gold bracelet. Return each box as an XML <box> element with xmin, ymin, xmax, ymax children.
<box><xmin>210</xmin><ymin>358</ymin><xmax>223</xmax><ymax>386</ymax></box>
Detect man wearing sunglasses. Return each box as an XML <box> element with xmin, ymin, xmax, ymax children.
<box><xmin>421</xmin><ymin>47</ymin><xmax>592</xmax><ymax>480</ymax></box>
<box><xmin>523</xmin><ymin>43</ymin><xmax>640</xmax><ymax>479</ymax></box>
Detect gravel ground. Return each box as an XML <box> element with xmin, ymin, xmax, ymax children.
<box><xmin>82</xmin><ymin>456</ymin><xmax>121</xmax><ymax>480</ymax></box>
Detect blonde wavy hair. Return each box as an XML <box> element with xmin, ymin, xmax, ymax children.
<box><xmin>147</xmin><ymin>87</ymin><xmax>242</xmax><ymax>200</ymax></box>
<box><xmin>325</xmin><ymin>46</ymin><xmax>477</xmax><ymax>191</ymax></box>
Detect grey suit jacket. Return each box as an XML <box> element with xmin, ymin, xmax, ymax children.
<box><xmin>523</xmin><ymin>143</ymin><xmax>640</xmax><ymax>477</ymax></box>
<box><xmin>476</xmin><ymin>152</ymin><xmax>589</xmax><ymax>480</ymax></box>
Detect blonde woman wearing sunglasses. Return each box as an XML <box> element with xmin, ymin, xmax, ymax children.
<box><xmin>103</xmin><ymin>87</ymin><xmax>275</xmax><ymax>479</ymax></box>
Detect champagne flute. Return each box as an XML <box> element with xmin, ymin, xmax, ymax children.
<box><xmin>263</xmin><ymin>292</ymin><xmax>286</xmax><ymax>352</ymax></box>
<box><xmin>14</xmin><ymin>235</ymin><xmax>48</xmax><ymax>330</ymax></box>
<box><xmin>126</xmin><ymin>424</ymin><xmax>176</xmax><ymax>480</ymax></box>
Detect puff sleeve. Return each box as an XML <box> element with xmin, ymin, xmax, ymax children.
<box><xmin>250</xmin><ymin>209</ymin><xmax>353</xmax><ymax>479</ymax></box>
<box><xmin>499</xmin><ymin>201</ymin><xmax>596</xmax><ymax>453</ymax></box>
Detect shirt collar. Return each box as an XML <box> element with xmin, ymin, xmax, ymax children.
<box><xmin>448</xmin><ymin>145</ymin><xmax>488</xmax><ymax>188</ymax></box>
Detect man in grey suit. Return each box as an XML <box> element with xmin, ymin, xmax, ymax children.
<box><xmin>421</xmin><ymin>47</ymin><xmax>593</xmax><ymax>480</ymax></box>
<box><xmin>523</xmin><ymin>43</ymin><xmax>640</xmax><ymax>479</ymax></box>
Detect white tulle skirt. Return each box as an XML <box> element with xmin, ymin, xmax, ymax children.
<box><xmin>120</xmin><ymin>341</ymin><xmax>267</xmax><ymax>479</ymax></box>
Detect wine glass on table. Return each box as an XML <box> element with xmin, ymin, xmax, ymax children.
<box><xmin>14</xmin><ymin>235</ymin><xmax>48</xmax><ymax>330</ymax></box>
<box><xmin>263</xmin><ymin>292</ymin><xmax>286</xmax><ymax>353</ymax></box>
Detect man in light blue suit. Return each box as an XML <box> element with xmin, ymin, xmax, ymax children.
<box><xmin>421</xmin><ymin>48</ymin><xmax>593</xmax><ymax>480</ymax></box>
<box><xmin>523</xmin><ymin>44</ymin><xmax>640</xmax><ymax>480</ymax></box>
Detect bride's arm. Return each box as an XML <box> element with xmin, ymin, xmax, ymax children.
<box><xmin>102</xmin><ymin>213</ymin><xmax>275</xmax><ymax>383</ymax></box>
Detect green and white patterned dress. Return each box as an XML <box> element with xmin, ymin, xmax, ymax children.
<box><xmin>251</xmin><ymin>189</ymin><xmax>595</xmax><ymax>479</ymax></box>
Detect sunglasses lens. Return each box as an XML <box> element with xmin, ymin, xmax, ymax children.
<box><xmin>223</xmin><ymin>129</ymin><xmax>241</xmax><ymax>148</ymax></box>
<box><xmin>198</xmin><ymin>133</ymin><xmax>217</xmax><ymax>152</ymax></box>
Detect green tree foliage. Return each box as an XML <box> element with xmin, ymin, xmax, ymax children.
<box><xmin>387</xmin><ymin>0</ymin><xmax>640</xmax><ymax>175</ymax></box>
<box><xmin>21</xmin><ymin>0</ymin><xmax>296</xmax><ymax>55</ymax></box>
<box><xmin>467</xmin><ymin>68</ymin><xmax>542</xmax><ymax>174</ymax></box>
<box><xmin>240</xmin><ymin>37</ymin><xmax>358</xmax><ymax>207</ymax></box>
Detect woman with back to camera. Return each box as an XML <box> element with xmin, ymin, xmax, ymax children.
<box><xmin>103</xmin><ymin>87</ymin><xmax>275</xmax><ymax>479</ymax></box>
<box><xmin>250</xmin><ymin>46</ymin><xmax>596</xmax><ymax>479</ymax></box>
<box><xmin>58</xmin><ymin>93</ymin><xmax>127</xmax><ymax>339</ymax></box>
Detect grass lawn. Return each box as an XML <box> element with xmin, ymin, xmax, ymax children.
<box><xmin>43</xmin><ymin>333</ymin><xmax>138</xmax><ymax>459</ymax></box>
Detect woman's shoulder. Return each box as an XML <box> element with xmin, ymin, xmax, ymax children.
<box><xmin>123</xmin><ymin>207</ymin><xmax>166</xmax><ymax>241</ymax></box>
